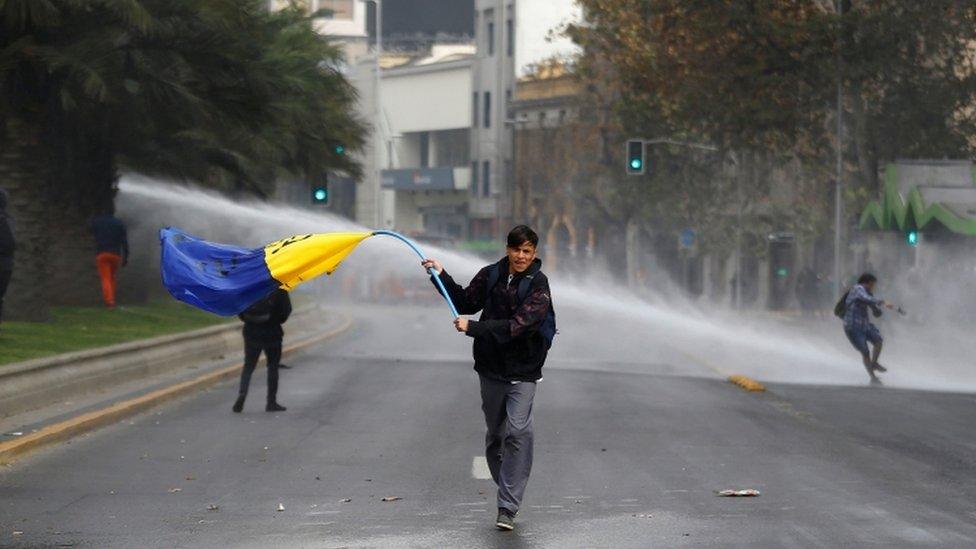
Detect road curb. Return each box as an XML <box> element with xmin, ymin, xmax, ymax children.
<box><xmin>0</xmin><ymin>317</ymin><xmax>352</xmax><ymax>466</ymax></box>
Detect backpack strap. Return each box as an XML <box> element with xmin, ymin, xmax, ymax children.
<box><xmin>484</xmin><ymin>264</ymin><xmax>501</xmax><ymax>305</ymax></box>
<box><xmin>517</xmin><ymin>275</ymin><xmax>534</xmax><ymax>303</ymax></box>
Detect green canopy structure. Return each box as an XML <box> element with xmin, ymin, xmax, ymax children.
<box><xmin>860</xmin><ymin>161</ymin><xmax>976</xmax><ymax>236</ymax></box>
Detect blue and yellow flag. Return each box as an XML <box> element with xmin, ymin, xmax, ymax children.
<box><xmin>160</xmin><ymin>227</ymin><xmax>372</xmax><ymax>315</ymax></box>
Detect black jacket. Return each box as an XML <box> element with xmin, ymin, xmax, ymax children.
<box><xmin>435</xmin><ymin>257</ymin><xmax>551</xmax><ymax>382</ymax></box>
<box><xmin>91</xmin><ymin>215</ymin><xmax>129</xmax><ymax>261</ymax></box>
<box><xmin>239</xmin><ymin>289</ymin><xmax>292</xmax><ymax>343</ymax></box>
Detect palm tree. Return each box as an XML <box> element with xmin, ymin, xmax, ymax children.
<box><xmin>0</xmin><ymin>0</ymin><xmax>365</xmax><ymax>319</ymax></box>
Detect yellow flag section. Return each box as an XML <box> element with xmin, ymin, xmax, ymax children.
<box><xmin>263</xmin><ymin>232</ymin><xmax>373</xmax><ymax>290</ymax></box>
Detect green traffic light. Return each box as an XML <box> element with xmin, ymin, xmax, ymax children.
<box><xmin>313</xmin><ymin>188</ymin><xmax>327</xmax><ymax>201</ymax></box>
<box><xmin>630</xmin><ymin>158</ymin><xmax>642</xmax><ymax>170</ymax></box>
<box><xmin>906</xmin><ymin>230</ymin><xmax>918</xmax><ymax>247</ymax></box>
<box><xmin>335</xmin><ymin>145</ymin><xmax>345</xmax><ymax>155</ymax></box>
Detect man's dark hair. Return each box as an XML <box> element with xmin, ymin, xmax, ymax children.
<box><xmin>858</xmin><ymin>273</ymin><xmax>877</xmax><ymax>285</ymax></box>
<box><xmin>507</xmin><ymin>225</ymin><xmax>539</xmax><ymax>248</ymax></box>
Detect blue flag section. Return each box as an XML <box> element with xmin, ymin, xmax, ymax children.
<box><xmin>159</xmin><ymin>227</ymin><xmax>459</xmax><ymax>318</ymax></box>
<box><xmin>159</xmin><ymin>228</ymin><xmax>280</xmax><ymax>316</ymax></box>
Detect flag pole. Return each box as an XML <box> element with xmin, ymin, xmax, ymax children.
<box><xmin>372</xmin><ymin>230</ymin><xmax>460</xmax><ymax>318</ymax></box>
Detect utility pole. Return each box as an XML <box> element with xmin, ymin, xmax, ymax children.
<box><xmin>367</xmin><ymin>0</ymin><xmax>383</xmax><ymax>229</ymax></box>
<box><xmin>732</xmin><ymin>152</ymin><xmax>742</xmax><ymax>310</ymax></box>
<box><xmin>834</xmin><ymin>0</ymin><xmax>844</xmax><ymax>296</ymax></box>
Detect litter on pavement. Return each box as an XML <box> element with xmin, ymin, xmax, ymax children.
<box><xmin>716</xmin><ymin>489</ymin><xmax>761</xmax><ymax>497</ymax></box>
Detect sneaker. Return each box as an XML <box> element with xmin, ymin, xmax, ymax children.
<box><xmin>232</xmin><ymin>396</ymin><xmax>245</xmax><ymax>413</ymax></box>
<box><xmin>278</xmin><ymin>363</ymin><xmax>292</xmax><ymax>370</ymax></box>
<box><xmin>869</xmin><ymin>376</ymin><xmax>883</xmax><ymax>386</ymax></box>
<box><xmin>266</xmin><ymin>402</ymin><xmax>287</xmax><ymax>412</ymax></box>
<box><xmin>872</xmin><ymin>362</ymin><xmax>887</xmax><ymax>373</ymax></box>
<box><xmin>495</xmin><ymin>509</ymin><xmax>515</xmax><ymax>531</ymax></box>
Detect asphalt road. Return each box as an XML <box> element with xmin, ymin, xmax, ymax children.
<box><xmin>2</xmin><ymin>304</ymin><xmax>976</xmax><ymax>548</ymax></box>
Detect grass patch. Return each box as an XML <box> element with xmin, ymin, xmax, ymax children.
<box><xmin>0</xmin><ymin>300</ymin><xmax>232</xmax><ymax>366</ymax></box>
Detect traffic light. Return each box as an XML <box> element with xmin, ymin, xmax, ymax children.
<box><xmin>311</xmin><ymin>183</ymin><xmax>329</xmax><ymax>205</ymax></box>
<box><xmin>334</xmin><ymin>145</ymin><xmax>345</xmax><ymax>155</ymax></box>
<box><xmin>626</xmin><ymin>139</ymin><xmax>645</xmax><ymax>175</ymax></box>
<box><xmin>906</xmin><ymin>229</ymin><xmax>919</xmax><ymax>247</ymax></box>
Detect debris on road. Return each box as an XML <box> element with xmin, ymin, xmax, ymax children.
<box><xmin>632</xmin><ymin>513</ymin><xmax>653</xmax><ymax>518</ymax></box>
<box><xmin>315</xmin><ymin>476</ymin><xmax>321</xmax><ymax>481</ymax></box>
<box><xmin>168</xmin><ymin>488</ymin><xmax>182</xmax><ymax>493</ymax></box>
<box><xmin>727</xmin><ymin>375</ymin><xmax>766</xmax><ymax>392</ymax></box>
<box><xmin>12</xmin><ymin>531</ymin><xmax>23</xmax><ymax>536</ymax></box>
<box><xmin>716</xmin><ymin>489</ymin><xmax>760</xmax><ymax>497</ymax></box>
<box><xmin>3</xmin><ymin>432</ymin><xmax>23</xmax><ymax>437</ymax></box>
<box><xmin>207</xmin><ymin>504</ymin><xmax>219</xmax><ymax>512</ymax></box>
<box><xmin>185</xmin><ymin>476</ymin><xmax>196</xmax><ymax>481</ymax></box>
<box><xmin>277</xmin><ymin>503</ymin><xmax>285</xmax><ymax>512</ymax></box>
<box><xmin>339</xmin><ymin>498</ymin><xmax>352</xmax><ymax>503</ymax></box>
<box><xmin>381</xmin><ymin>496</ymin><xmax>401</xmax><ymax>502</ymax></box>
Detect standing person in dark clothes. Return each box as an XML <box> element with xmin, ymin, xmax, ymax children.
<box><xmin>0</xmin><ymin>189</ymin><xmax>14</xmax><ymax>329</ymax></box>
<box><xmin>234</xmin><ymin>288</ymin><xmax>291</xmax><ymax>413</ymax></box>
<box><xmin>90</xmin><ymin>211</ymin><xmax>129</xmax><ymax>308</ymax></box>
<box><xmin>796</xmin><ymin>267</ymin><xmax>818</xmax><ymax>317</ymax></box>
<box><xmin>421</xmin><ymin>225</ymin><xmax>555</xmax><ymax>532</ymax></box>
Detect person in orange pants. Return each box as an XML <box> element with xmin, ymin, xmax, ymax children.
<box><xmin>91</xmin><ymin>211</ymin><xmax>129</xmax><ymax>308</ymax></box>
<box><xmin>95</xmin><ymin>252</ymin><xmax>122</xmax><ymax>307</ymax></box>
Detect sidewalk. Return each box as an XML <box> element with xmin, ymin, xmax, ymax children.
<box><xmin>0</xmin><ymin>307</ymin><xmax>351</xmax><ymax>465</ymax></box>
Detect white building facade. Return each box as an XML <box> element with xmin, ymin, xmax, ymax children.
<box><xmin>469</xmin><ymin>0</ymin><xmax>517</xmax><ymax>241</ymax></box>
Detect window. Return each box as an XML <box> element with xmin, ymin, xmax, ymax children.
<box><xmin>482</xmin><ymin>160</ymin><xmax>491</xmax><ymax>197</ymax></box>
<box><xmin>318</xmin><ymin>0</ymin><xmax>354</xmax><ymax>20</ymax></box>
<box><xmin>419</xmin><ymin>132</ymin><xmax>430</xmax><ymax>168</ymax></box>
<box><xmin>485</xmin><ymin>10</ymin><xmax>495</xmax><ymax>56</ymax></box>
<box><xmin>472</xmin><ymin>92</ymin><xmax>478</xmax><ymax>127</ymax></box>
<box><xmin>506</xmin><ymin>18</ymin><xmax>514</xmax><ymax>57</ymax></box>
<box><xmin>471</xmin><ymin>161</ymin><xmax>479</xmax><ymax>196</ymax></box>
<box><xmin>484</xmin><ymin>91</ymin><xmax>491</xmax><ymax>128</ymax></box>
<box><xmin>505</xmin><ymin>89</ymin><xmax>512</xmax><ymax>119</ymax></box>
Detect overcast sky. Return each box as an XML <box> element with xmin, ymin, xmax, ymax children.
<box><xmin>516</xmin><ymin>0</ymin><xmax>581</xmax><ymax>76</ymax></box>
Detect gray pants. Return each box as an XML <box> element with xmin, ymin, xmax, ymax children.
<box><xmin>480</xmin><ymin>375</ymin><xmax>536</xmax><ymax>514</ymax></box>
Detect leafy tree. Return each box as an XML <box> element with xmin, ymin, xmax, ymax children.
<box><xmin>567</xmin><ymin>0</ymin><xmax>976</xmax><ymax>290</ymax></box>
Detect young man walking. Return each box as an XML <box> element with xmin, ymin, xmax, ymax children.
<box><xmin>841</xmin><ymin>273</ymin><xmax>895</xmax><ymax>384</ymax></box>
<box><xmin>422</xmin><ymin>225</ymin><xmax>554</xmax><ymax>531</ymax></box>
<box><xmin>234</xmin><ymin>288</ymin><xmax>291</xmax><ymax>413</ymax></box>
